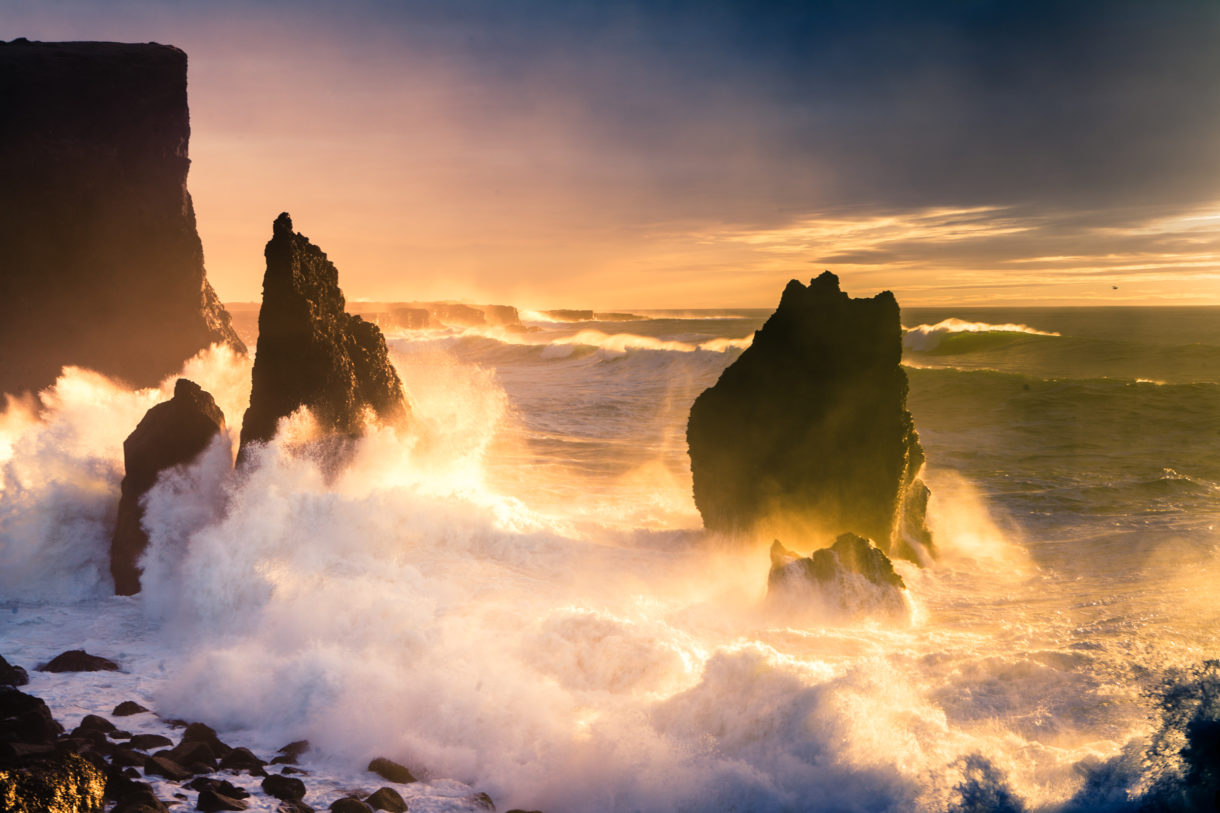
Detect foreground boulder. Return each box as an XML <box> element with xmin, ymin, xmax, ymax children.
<box><xmin>111</xmin><ymin>378</ymin><xmax>227</xmax><ymax>595</ymax></box>
<box><xmin>0</xmin><ymin>655</ymin><xmax>28</xmax><ymax>687</ymax></box>
<box><xmin>0</xmin><ymin>752</ymin><xmax>105</xmax><ymax>813</ymax></box>
<box><xmin>768</xmin><ymin>534</ymin><xmax>908</xmax><ymax>618</ymax></box>
<box><xmin>238</xmin><ymin>214</ymin><xmax>407</xmax><ymax>458</ymax></box>
<box><xmin>687</xmin><ymin>272</ymin><xmax>933</xmax><ymax>562</ymax></box>
<box><xmin>0</xmin><ymin>687</ymin><xmax>103</xmax><ymax>813</ymax></box>
<box><xmin>0</xmin><ymin>39</ymin><xmax>245</xmax><ymax>397</ymax></box>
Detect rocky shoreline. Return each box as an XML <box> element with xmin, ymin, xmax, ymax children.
<box><xmin>1</xmin><ymin>651</ymin><xmax>538</xmax><ymax>813</ymax></box>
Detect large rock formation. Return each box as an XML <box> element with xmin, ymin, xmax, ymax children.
<box><xmin>111</xmin><ymin>378</ymin><xmax>227</xmax><ymax>595</ymax></box>
<box><xmin>0</xmin><ymin>39</ymin><xmax>245</xmax><ymax>397</ymax></box>
<box><xmin>238</xmin><ymin>214</ymin><xmax>407</xmax><ymax>457</ymax></box>
<box><xmin>687</xmin><ymin>272</ymin><xmax>932</xmax><ymax>562</ymax></box>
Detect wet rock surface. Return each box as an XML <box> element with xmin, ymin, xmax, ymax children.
<box><xmin>0</xmin><ymin>655</ymin><xmax>28</xmax><ymax>687</ymax></box>
<box><xmin>768</xmin><ymin>534</ymin><xmax>909</xmax><ymax>618</ymax></box>
<box><xmin>110</xmin><ymin>378</ymin><xmax>228</xmax><ymax>595</ymax></box>
<box><xmin>113</xmin><ymin>701</ymin><xmax>151</xmax><ymax>717</ymax></box>
<box><xmin>367</xmin><ymin>757</ymin><xmax>416</xmax><ymax>784</ymax></box>
<box><xmin>365</xmin><ymin>786</ymin><xmax>407</xmax><ymax>812</ymax></box>
<box><xmin>687</xmin><ymin>272</ymin><xmax>933</xmax><ymax>561</ymax></box>
<box><xmin>1</xmin><ymin>654</ymin><xmax>520</xmax><ymax>813</ymax></box>
<box><xmin>0</xmin><ymin>39</ymin><xmax>244</xmax><ymax>397</ymax></box>
<box><xmin>37</xmin><ymin>650</ymin><xmax>119</xmax><ymax>673</ymax></box>
<box><xmin>238</xmin><ymin>213</ymin><xmax>408</xmax><ymax>459</ymax></box>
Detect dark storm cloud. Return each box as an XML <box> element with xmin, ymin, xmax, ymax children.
<box><xmin>8</xmin><ymin>0</ymin><xmax>1220</xmax><ymax>303</ymax></box>
<box><xmin>354</xmin><ymin>0</ymin><xmax>1220</xmax><ymax>223</ymax></box>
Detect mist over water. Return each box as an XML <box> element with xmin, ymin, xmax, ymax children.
<box><xmin>3</xmin><ymin>308</ymin><xmax>1220</xmax><ymax>811</ymax></box>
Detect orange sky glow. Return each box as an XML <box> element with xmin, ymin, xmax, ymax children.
<box><xmin>9</xmin><ymin>1</ymin><xmax>1220</xmax><ymax>309</ymax></box>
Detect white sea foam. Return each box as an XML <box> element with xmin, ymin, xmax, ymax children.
<box><xmin>0</xmin><ymin>320</ymin><xmax>1201</xmax><ymax>813</ymax></box>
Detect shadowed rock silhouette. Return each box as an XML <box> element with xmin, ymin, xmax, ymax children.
<box><xmin>687</xmin><ymin>272</ymin><xmax>932</xmax><ymax>562</ymax></box>
<box><xmin>238</xmin><ymin>214</ymin><xmax>407</xmax><ymax>461</ymax></box>
<box><xmin>0</xmin><ymin>40</ymin><xmax>244</xmax><ymax>397</ymax></box>
<box><xmin>111</xmin><ymin>378</ymin><xmax>227</xmax><ymax>595</ymax></box>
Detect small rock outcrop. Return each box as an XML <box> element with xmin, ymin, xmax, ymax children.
<box><xmin>112</xmin><ymin>701</ymin><xmax>149</xmax><ymax>718</ymax></box>
<box><xmin>686</xmin><ymin>272</ymin><xmax>933</xmax><ymax>562</ymax></box>
<box><xmin>367</xmin><ymin>757</ymin><xmax>416</xmax><ymax>784</ymax></box>
<box><xmin>262</xmin><ymin>773</ymin><xmax>307</xmax><ymax>801</ymax></box>
<box><xmin>238</xmin><ymin>214</ymin><xmax>407</xmax><ymax>458</ymax></box>
<box><xmin>36</xmin><ymin>650</ymin><xmax>118</xmax><ymax>673</ymax></box>
<box><xmin>0</xmin><ymin>40</ymin><xmax>245</xmax><ymax>397</ymax></box>
<box><xmin>768</xmin><ymin>534</ymin><xmax>908</xmax><ymax>618</ymax></box>
<box><xmin>111</xmin><ymin>378</ymin><xmax>228</xmax><ymax>595</ymax></box>
<box><xmin>0</xmin><ymin>656</ymin><xmax>28</xmax><ymax>687</ymax></box>
<box><xmin>365</xmin><ymin>786</ymin><xmax>407</xmax><ymax>812</ymax></box>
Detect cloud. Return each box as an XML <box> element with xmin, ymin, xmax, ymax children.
<box><xmin>5</xmin><ymin>0</ymin><xmax>1220</xmax><ymax>305</ymax></box>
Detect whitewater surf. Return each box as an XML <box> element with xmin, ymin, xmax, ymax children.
<box><xmin>4</xmin><ymin>307</ymin><xmax>1220</xmax><ymax>811</ymax></box>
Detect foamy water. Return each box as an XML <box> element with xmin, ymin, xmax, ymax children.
<box><xmin>3</xmin><ymin>308</ymin><xmax>1220</xmax><ymax>811</ymax></box>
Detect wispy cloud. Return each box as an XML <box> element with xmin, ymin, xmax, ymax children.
<box><xmin>696</xmin><ymin>203</ymin><xmax>1220</xmax><ymax>305</ymax></box>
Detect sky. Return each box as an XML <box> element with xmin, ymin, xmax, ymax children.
<box><xmin>6</xmin><ymin>0</ymin><xmax>1220</xmax><ymax>308</ymax></box>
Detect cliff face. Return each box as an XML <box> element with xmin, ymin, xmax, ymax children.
<box><xmin>238</xmin><ymin>214</ymin><xmax>407</xmax><ymax>457</ymax></box>
<box><xmin>0</xmin><ymin>39</ymin><xmax>244</xmax><ymax>397</ymax></box>
<box><xmin>687</xmin><ymin>272</ymin><xmax>933</xmax><ymax>562</ymax></box>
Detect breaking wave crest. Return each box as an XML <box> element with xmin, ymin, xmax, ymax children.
<box><xmin>903</xmin><ymin>319</ymin><xmax>1060</xmax><ymax>352</ymax></box>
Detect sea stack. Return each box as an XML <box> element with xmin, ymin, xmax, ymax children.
<box><xmin>238</xmin><ymin>213</ymin><xmax>407</xmax><ymax>458</ymax></box>
<box><xmin>0</xmin><ymin>40</ymin><xmax>245</xmax><ymax>397</ymax></box>
<box><xmin>686</xmin><ymin>272</ymin><xmax>933</xmax><ymax>562</ymax></box>
<box><xmin>111</xmin><ymin>379</ymin><xmax>227</xmax><ymax>595</ymax></box>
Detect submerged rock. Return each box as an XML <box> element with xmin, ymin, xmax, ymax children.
<box><xmin>687</xmin><ymin>272</ymin><xmax>933</xmax><ymax>562</ymax></box>
<box><xmin>768</xmin><ymin>534</ymin><xmax>908</xmax><ymax>618</ymax></box>
<box><xmin>0</xmin><ymin>40</ymin><xmax>244</xmax><ymax>397</ymax></box>
<box><xmin>110</xmin><ymin>378</ymin><xmax>228</xmax><ymax>595</ymax></box>
<box><xmin>238</xmin><ymin>214</ymin><xmax>407</xmax><ymax>459</ymax></box>
<box><xmin>37</xmin><ymin>650</ymin><xmax>118</xmax><ymax>673</ymax></box>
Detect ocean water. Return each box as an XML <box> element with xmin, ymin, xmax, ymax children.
<box><xmin>2</xmin><ymin>305</ymin><xmax>1219</xmax><ymax>812</ymax></box>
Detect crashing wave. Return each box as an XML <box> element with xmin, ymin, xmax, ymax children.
<box><xmin>903</xmin><ymin>318</ymin><xmax>1060</xmax><ymax>352</ymax></box>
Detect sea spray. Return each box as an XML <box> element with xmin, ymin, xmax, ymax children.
<box><xmin>3</xmin><ymin>309</ymin><xmax>1220</xmax><ymax>811</ymax></box>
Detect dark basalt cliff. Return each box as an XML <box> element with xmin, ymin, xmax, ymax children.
<box><xmin>111</xmin><ymin>379</ymin><xmax>227</xmax><ymax>595</ymax></box>
<box><xmin>687</xmin><ymin>272</ymin><xmax>933</xmax><ymax>562</ymax></box>
<box><xmin>238</xmin><ymin>214</ymin><xmax>407</xmax><ymax>458</ymax></box>
<box><xmin>0</xmin><ymin>39</ymin><xmax>244</xmax><ymax>397</ymax></box>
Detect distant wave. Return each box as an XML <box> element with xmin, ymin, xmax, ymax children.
<box><xmin>391</xmin><ymin>324</ymin><xmax>754</xmax><ymax>356</ymax></box>
<box><xmin>903</xmin><ymin>318</ymin><xmax>1060</xmax><ymax>352</ymax></box>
